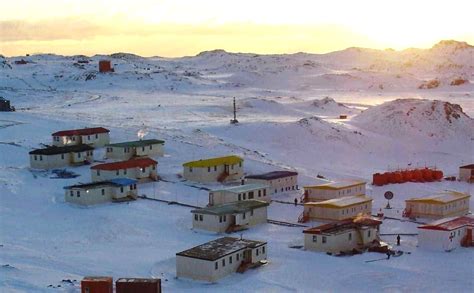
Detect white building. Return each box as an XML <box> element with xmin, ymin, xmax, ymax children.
<box><xmin>176</xmin><ymin>237</ymin><xmax>267</xmax><ymax>282</ymax></box>
<box><xmin>105</xmin><ymin>139</ymin><xmax>165</xmax><ymax>160</ymax></box>
<box><xmin>208</xmin><ymin>184</ymin><xmax>270</xmax><ymax>206</ymax></box>
<box><xmin>404</xmin><ymin>191</ymin><xmax>470</xmax><ymax>219</ymax></box>
<box><xmin>302</xmin><ymin>180</ymin><xmax>366</xmax><ymax>203</ymax></box>
<box><xmin>417</xmin><ymin>216</ymin><xmax>474</xmax><ymax>251</ymax></box>
<box><xmin>91</xmin><ymin>157</ymin><xmax>158</xmax><ymax>182</ymax></box>
<box><xmin>29</xmin><ymin>144</ymin><xmax>94</xmax><ymax>169</ymax></box>
<box><xmin>459</xmin><ymin>164</ymin><xmax>474</xmax><ymax>183</ymax></box>
<box><xmin>191</xmin><ymin>200</ymin><xmax>269</xmax><ymax>233</ymax></box>
<box><xmin>182</xmin><ymin>155</ymin><xmax>244</xmax><ymax>183</ymax></box>
<box><xmin>52</xmin><ymin>127</ymin><xmax>110</xmax><ymax>147</ymax></box>
<box><xmin>64</xmin><ymin>178</ymin><xmax>138</xmax><ymax>205</ymax></box>
<box><xmin>303</xmin><ymin>217</ymin><xmax>382</xmax><ymax>254</ymax></box>
<box><xmin>300</xmin><ymin>195</ymin><xmax>373</xmax><ymax>223</ymax></box>
<box><xmin>245</xmin><ymin>171</ymin><xmax>298</xmax><ymax>195</ymax></box>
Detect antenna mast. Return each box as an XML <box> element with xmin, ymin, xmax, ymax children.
<box><xmin>230</xmin><ymin>97</ymin><xmax>239</xmax><ymax>124</ymax></box>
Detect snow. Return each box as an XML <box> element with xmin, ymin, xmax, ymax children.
<box><xmin>1</xmin><ymin>40</ymin><xmax>474</xmax><ymax>292</ymax></box>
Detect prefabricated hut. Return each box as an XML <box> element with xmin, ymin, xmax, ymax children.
<box><xmin>64</xmin><ymin>178</ymin><xmax>138</xmax><ymax>205</ymax></box>
<box><xmin>91</xmin><ymin>157</ymin><xmax>158</xmax><ymax>182</ymax></box>
<box><xmin>417</xmin><ymin>215</ymin><xmax>474</xmax><ymax>251</ymax></box>
<box><xmin>208</xmin><ymin>183</ymin><xmax>270</xmax><ymax>206</ymax></box>
<box><xmin>52</xmin><ymin>127</ymin><xmax>110</xmax><ymax>147</ymax></box>
<box><xmin>404</xmin><ymin>191</ymin><xmax>470</xmax><ymax>219</ymax></box>
<box><xmin>105</xmin><ymin>139</ymin><xmax>165</xmax><ymax>160</ymax></box>
<box><xmin>0</xmin><ymin>97</ymin><xmax>14</xmax><ymax>111</ymax></box>
<box><xmin>81</xmin><ymin>276</ymin><xmax>113</xmax><ymax>293</ymax></box>
<box><xmin>116</xmin><ymin>278</ymin><xmax>161</xmax><ymax>293</ymax></box>
<box><xmin>191</xmin><ymin>200</ymin><xmax>269</xmax><ymax>233</ymax></box>
<box><xmin>300</xmin><ymin>195</ymin><xmax>373</xmax><ymax>223</ymax></box>
<box><xmin>99</xmin><ymin>60</ymin><xmax>114</xmax><ymax>73</ymax></box>
<box><xmin>302</xmin><ymin>180</ymin><xmax>366</xmax><ymax>203</ymax></box>
<box><xmin>245</xmin><ymin>171</ymin><xmax>298</xmax><ymax>195</ymax></box>
<box><xmin>176</xmin><ymin>237</ymin><xmax>267</xmax><ymax>282</ymax></box>
<box><xmin>182</xmin><ymin>155</ymin><xmax>244</xmax><ymax>183</ymax></box>
<box><xmin>303</xmin><ymin>216</ymin><xmax>382</xmax><ymax>254</ymax></box>
<box><xmin>459</xmin><ymin>164</ymin><xmax>474</xmax><ymax>183</ymax></box>
<box><xmin>29</xmin><ymin>144</ymin><xmax>94</xmax><ymax>169</ymax></box>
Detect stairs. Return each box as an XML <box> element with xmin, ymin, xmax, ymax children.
<box><xmin>461</xmin><ymin>230</ymin><xmax>474</xmax><ymax>247</ymax></box>
<box><xmin>300</xmin><ymin>191</ymin><xmax>308</xmax><ymax>203</ymax></box>
<box><xmin>225</xmin><ymin>224</ymin><xmax>247</xmax><ymax>234</ymax></box>
<box><xmin>217</xmin><ymin>171</ymin><xmax>229</xmax><ymax>183</ymax></box>
<box><xmin>402</xmin><ymin>209</ymin><xmax>412</xmax><ymax>218</ymax></box>
<box><xmin>298</xmin><ymin>212</ymin><xmax>309</xmax><ymax>223</ymax></box>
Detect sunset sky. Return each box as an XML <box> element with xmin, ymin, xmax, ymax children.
<box><xmin>1</xmin><ymin>0</ymin><xmax>473</xmax><ymax>57</ymax></box>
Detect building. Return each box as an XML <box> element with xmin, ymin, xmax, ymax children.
<box><xmin>245</xmin><ymin>171</ymin><xmax>298</xmax><ymax>195</ymax></box>
<box><xmin>182</xmin><ymin>155</ymin><xmax>244</xmax><ymax>183</ymax></box>
<box><xmin>191</xmin><ymin>200</ymin><xmax>269</xmax><ymax>233</ymax></box>
<box><xmin>303</xmin><ymin>217</ymin><xmax>382</xmax><ymax>254</ymax></box>
<box><xmin>106</xmin><ymin>139</ymin><xmax>165</xmax><ymax>160</ymax></box>
<box><xmin>91</xmin><ymin>157</ymin><xmax>158</xmax><ymax>182</ymax></box>
<box><xmin>404</xmin><ymin>191</ymin><xmax>471</xmax><ymax>219</ymax></box>
<box><xmin>116</xmin><ymin>278</ymin><xmax>161</xmax><ymax>293</ymax></box>
<box><xmin>302</xmin><ymin>180</ymin><xmax>366</xmax><ymax>203</ymax></box>
<box><xmin>208</xmin><ymin>184</ymin><xmax>270</xmax><ymax>206</ymax></box>
<box><xmin>81</xmin><ymin>276</ymin><xmax>113</xmax><ymax>293</ymax></box>
<box><xmin>99</xmin><ymin>60</ymin><xmax>114</xmax><ymax>73</ymax></box>
<box><xmin>300</xmin><ymin>195</ymin><xmax>373</xmax><ymax>223</ymax></box>
<box><xmin>0</xmin><ymin>97</ymin><xmax>14</xmax><ymax>111</ymax></box>
<box><xmin>29</xmin><ymin>145</ymin><xmax>94</xmax><ymax>169</ymax></box>
<box><xmin>176</xmin><ymin>237</ymin><xmax>267</xmax><ymax>282</ymax></box>
<box><xmin>52</xmin><ymin>127</ymin><xmax>110</xmax><ymax>147</ymax></box>
<box><xmin>459</xmin><ymin>164</ymin><xmax>474</xmax><ymax>183</ymax></box>
<box><xmin>64</xmin><ymin>178</ymin><xmax>138</xmax><ymax>205</ymax></box>
<box><xmin>417</xmin><ymin>216</ymin><xmax>474</xmax><ymax>251</ymax></box>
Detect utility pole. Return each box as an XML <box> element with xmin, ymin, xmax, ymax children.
<box><xmin>230</xmin><ymin>97</ymin><xmax>239</xmax><ymax>124</ymax></box>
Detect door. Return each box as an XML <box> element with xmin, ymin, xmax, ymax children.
<box><xmin>224</xmin><ymin>164</ymin><xmax>230</xmax><ymax>174</ymax></box>
<box><xmin>243</xmin><ymin>249</ymin><xmax>251</xmax><ymax>263</ymax></box>
<box><xmin>209</xmin><ymin>193</ymin><xmax>214</xmax><ymax>206</ymax></box>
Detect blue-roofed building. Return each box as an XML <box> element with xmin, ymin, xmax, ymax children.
<box><xmin>64</xmin><ymin>178</ymin><xmax>138</xmax><ymax>205</ymax></box>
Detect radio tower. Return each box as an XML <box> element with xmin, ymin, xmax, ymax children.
<box><xmin>230</xmin><ymin>97</ymin><xmax>239</xmax><ymax>124</ymax></box>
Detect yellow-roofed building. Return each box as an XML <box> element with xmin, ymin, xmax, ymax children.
<box><xmin>302</xmin><ymin>180</ymin><xmax>366</xmax><ymax>203</ymax></box>
<box><xmin>404</xmin><ymin>191</ymin><xmax>471</xmax><ymax>219</ymax></box>
<box><xmin>182</xmin><ymin>155</ymin><xmax>244</xmax><ymax>183</ymax></box>
<box><xmin>299</xmin><ymin>195</ymin><xmax>373</xmax><ymax>223</ymax></box>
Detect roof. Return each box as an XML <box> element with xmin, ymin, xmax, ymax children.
<box><xmin>304</xmin><ymin>180</ymin><xmax>366</xmax><ymax>190</ymax></box>
<box><xmin>406</xmin><ymin>191</ymin><xmax>470</xmax><ymax>205</ymax></box>
<box><xmin>304</xmin><ymin>195</ymin><xmax>372</xmax><ymax>209</ymax></box>
<box><xmin>82</xmin><ymin>276</ymin><xmax>113</xmax><ymax>282</ymax></box>
<box><xmin>107</xmin><ymin>139</ymin><xmax>165</xmax><ymax>148</ymax></box>
<box><xmin>91</xmin><ymin>157</ymin><xmax>157</xmax><ymax>171</ymax></box>
<box><xmin>116</xmin><ymin>278</ymin><xmax>160</xmax><ymax>284</ymax></box>
<box><xmin>246</xmin><ymin>171</ymin><xmax>298</xmax><ymax>180</ymax></box>
<box><xmin>52</xmin><ymin>127</ymin><xmax>110</xmax><ymax>137</ymax></box>
<box><xmin>191</xmin><ymin>200</ymin><xmax>269</xmax><ymax>216</ymax></box>
<box><xmin>176</xmin><ymin>237</ymin><xmax>266</xmax><ymax>261</ymax></box>
<box><xmin>64</xmin><ymin>178</ymin><xmax>138</xmax><ymax>189</ymax></box>
<box><xmin>183</xmin><ymin>155</ymin><xmax>243</xmax><ymax>168</ymax></box>
<box><xmin>29</xmin><ymin>144</ymin><xmax>94</xmax><ymax>155</ymax></box>
<box><xmin>303</xmin><ymin>217</ymin><xmax>382</xmax><ymax>235</ymax></box>
<box><xmin>418</xmin><ymin>216</ymin><xmax>474</xmax><ymax>231</ymax></box>
<box><xmin>460</xmin><ymin>164</ymin><xmax>474</xmax><ymax>169</ymax></box>
<box><xmin>211</xmin><ymin>183</ymin><xmax>269</xmax><ymax>194</ymax></box>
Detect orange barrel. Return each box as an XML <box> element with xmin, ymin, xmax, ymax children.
<box><xmin>422</xmin><ymin>168</ymin><xmax>433</xmax><ymax>181</ymax></box>
<box><xmin>432</xmin><ymin>170</ymin><xmax>443</xmax><ymax>180</ymax></box>
<box><xmin>412</xmin><ymin>169</ymin><xmax>423</xmax><ymax>182</ymax></box>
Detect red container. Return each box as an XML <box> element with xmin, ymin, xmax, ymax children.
<box><xmin>411</xmin><ymin>169</ymin><xmax>423</xmax><ymax>182</ymax></box>
<box><xmin>422</xmin><ymin>168</ymin><xmax>433</xmax><ymax>181</ymax></box>
<box><xmin>402</xmin><ymin>170</ymin><xmax>413</xmax><ymax>182</ymax></box>
<box><xmin>432</xmin><ymin>170</ymin><xmax>443</xmax><ymax>180</ymax></box>
<box><xmin>99</xmin><ymin>60</ymin><xmax>112</xmax><ymax>73</ymax></box>
<box><xmin>392</xmin><ymin>171</ymin><xmax>403</xmax><ymax>183</ymax></box>
<box><xmin>81</xmin><ymin>276</ymin><xmax>113</xmax><ymax>293</ymax></box>
<box><xmin>116</xmin><ymin>278</ymin><xmax>161</xmax><ymax>293</ymax></box>
<box><xmin>373</xmin><ymin>173</ymin><xmax>386</xmax><ymax>186</ymax></box>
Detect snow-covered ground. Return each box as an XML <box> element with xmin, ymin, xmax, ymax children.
<box><xmin>1</xmin><ymin>41</ymin><xmax>473</xmax><ymax>292</ymax></box>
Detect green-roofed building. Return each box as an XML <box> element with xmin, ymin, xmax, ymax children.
<box><xmin>182</xmin><ymin>155</ymin><xmax>244</xmax><ymax>183</ymax></box>
<box><xmin>191</xmin><ymin>200</ymin><xmax>269</xmax><ymax>233</ymax></box>
<box><xmin>105</xmin><ymin>139</ymin><xmax>165</xmax><ymax>160</ymax></box>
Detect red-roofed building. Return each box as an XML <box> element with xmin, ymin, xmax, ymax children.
<box><xmin>418</xmin><ymin>216</ymin><xmax>474</xmax><ymax>251</ymax></box>
<box><xmin>52</xmin><ymin>127</ymin><xmax>110</xmax><ymax>147</ymax></box>
<box><xmin>459</xmin><ymin>164</ymin><xmax>474</xmax><ymax>183</ymax></box>
<box><xmin>91</xmin><ymin>158</ymin><xmax>158</xmax><ymax>182</ymax></box>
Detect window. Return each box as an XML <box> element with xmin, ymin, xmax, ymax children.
<box><xmin>243</xmin><ymin>194</ymin><xmax>246</xmax><ymax>200</ymax></box>
<box><xmin>263</xmin><ymin>189</ymin><xmax>266</xmax><ymax>196</ymax></box>
<box><xmin>313</xmin><ymin>235</ymin><xmax>317</xmax><ymax>242</ymax></box>
<box><xmin>238</xmin><ymin>194</ymin><xmax>241</xmax><ymax>201</ymax></box>
<box><xmin>40</xmin><ymin>155</ymin><xmax>43</xmax><ymax>161</ymax></box>
<box><xmin>249</xmin><ymin>191</ymin><xmax>254</xmax><ymax>199</ymax></box>
<box><xmin>215</xmin><ymin>262</ymin><xmax>218</xmax><ymax>270</ymax></box>
<box><xmin>142</xmin><ymin>146</ymin><xmax>145</xmax><ymax>152</ymax></box>
<box><xmin>208</xmin><ymin>167</ymin><xmax>211</xmax><ymax>172</ymax></box>
<box><xmin>368</xmin><ymin>230</ymin><xmax>371</xmax><ymax>237</ymax></box>
<box><xmin>275</xmin><ymin>189</ymin><xmax>277</xmax><ymax>193</ymax></box>
<box><xmin>124</xmin><ymin>169</ymin><xmax>127</xmax><ymax>175</ymax></box>
<box><xmin>239</xmin><ymin>162</ymin><xmax>242</xmax><ymax>167</ymax></box>
<box><xmin>194</xmin><ymin>214</ymin><xmax>198</xmax><ymax>221</ymax></box>
<box><xmin>150</xmin><ymin>145</ymin><xmax>152</xmax><ymax>150</ymax></box>
<box><xmin>229</xmin><ymin>256</ymin><xmax>232</xmax><ymax>264</ymax></box>
<box><xmin>219</xmin><ymin>216</ymin><xmax>223</xmax><ymax>223</ymax></box>
<box><xmin>120</xmin><ymin>187</ymin><xmax>124</xmax><ymax>193</ymax></box>
<box><xmin>133</xmin><ymin>184</ymin><xmax>137</xmax><ymax>190</ymax></box>
<box><xmin>251</xmin><ymin>210</ymin><xmax>254</xmax><ymax>216</ymax></box>
<box><xmin>189</xmin><ymin>167</ymin><xmax>193</xmax><ymax>172</ymax></box>
<box><xmin>348</xmin><ymin>233</ymin><xmax>352</xmax><ymax>241</ymax></box>
<box><xmin>61</xmin><ymin>154</ymin><xmax>64</xmax><ymax>160</ymax></box>
<box><xmin>322</xmin><ymin>236</ymin><xmax>327</xmax><ymax>243</ymax></box>
<box><xmin>243</xmin><ymin>212</ymin><xmax>246</xmax><ymax>219</ymax></box>
<box><xmin>87</xmin><ymin>135</ymin><xmax>90</xmax><ymax>140</ymax></box>
<box><xmin>142</xmin><ymin>167</ymin><xmax>146</xmax><ymax>173</ymax></box>
<box><xmin>223</xmin><ymin>215</ymin><xmax>227</xmax><ymax>222</ymax></box>
<box><xmin>70</xmin><ymin>190</ymin><xmax>73</xmax><ymax>197</ymax></box>
<box><xmin>222</xmin><ymin>259</ymin><xmax>225</xmax><ymax>267</ymax></box>
<box><xmin>458</xmin><ymin>230</ymin><xmax>461</xmax><ymax>236</ymax></box>
<box><xmin>258</xmin><ymin>190</ymin><xmax>261</xmax><ymax>197</ymax></box>
<box><xmin>199</xmin><ymin>215</ymin><xmax>203</xmax><ymax>221</ymax></box>
<box><xmin>76</xmin><ymin>191</ymin><xmax>80</xmax><ymax>197</ymax></box>
<box><xmin>152</xmin><ymin>165</ymin><xmax>156</xmax><ymax>170</ymax></box>
<box><xmin>262</xmin><ymin>246</ymin><xmax>265</xmax><ymax>254</ymax></box>
<box><xmin>34</xmin><ymin>155</ymin><xmax>37</xmax><ymax>160</ymax></box>
<box><xmin>237</xmin><ymin>254</ymin><xmax>240</xmax><ymax>261</ymax></box>
<box><xmin>101</xmin><ymin>189</ymin><xmax>105</xmax><ymax>196</ymax></box>
<box><xmin>116</xmin><ymin>170</ymin><xmax>120</xmax><ymax>175</ymax></box>
<box><xmin>256</xmin><ymin>248</ymin><xmax>259</xmax><ymax>256</ymax></box>
<box><xmin>231</xmin><ymin>164</ymin><xmax>234</xmax><ymax>170</ymax></box>
<box><xmin>124</xmin><ymin>148</ymin><xmax>127</xmax><ymax>153</ymax></box>
<box><xmin>97</xmin><ymin>170</ymin><xmax>100</xmax><ymax>176</ymax></box>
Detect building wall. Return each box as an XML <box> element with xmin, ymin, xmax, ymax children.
<box><xmin>70</xmin><ymin>150</ymin><xmax>94</xmax><ymax>164</ymax></box>
<box><xmin>65</xmin><ymin>186</ymin><xmax>114</xmax><ymax>205</ymax></box>
<box><xmin>52</xmin><ymin>135</ymin><xmax>81</xmax><ymax>147</ymax></box>
<box><xmin>418</xmin><ymin>227</ymin><xmax>468</xmax><ymax>251</ymax></box>
<box><xmin>53</xmin><ymin>132</ymin><xmax>109</xmax><ymax>147</ymax></box>
<box><xmin>192</xmin><ymin>206</ymin><xmax>268</xmax><ymax>233</ymax></box>
<box><xmin>209</xmin><ymin>186</ymin><xmax>269</xmax><ymax>206</ymax></box>
<box><xmin>406</xmin><ymin>199</ymin><xmax>470</xmax><ymax>219</ymax></box>
<box><xmin>246</xmin><ymin>175</ymin><xmax>298</xmax><ymax>195</ymax></box>
<box><xmin>306</xmin><ymin>184</ymin><xmax>366</xmax><ymax>201</ymax></box>
<box><xmin>183</xmin><ymin>163</ymin><xmax>243</xmax><ymax>183</ymax></box>
<box><xmin>106</xmin><ymin>144</ymin><xmax>164</xmax><ymax>160</ymax></box>
<box><xmin>91</xmin><ymin>164</ymin><xmax>157</xmax><ymax>182</ymax></box>
<box><xmin>459</xmin><ymin>168</ymin><xmax>473</xmax><ymax>182</ymax></box>
<box><xmin>304</xmin><ymin>227</ymin><xmax>378</xmax><ymax>253</ymax></box>
<box><xmin>305</xmin><ymin>201</ymin><xmax>372</xmax><ymax>221</ymax></box>
<box><xmin>30</xmin><ymin>151</ymin><xmax>92</xmax><ymax>169</ymax></box>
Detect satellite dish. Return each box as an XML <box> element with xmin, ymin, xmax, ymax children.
<box><xmin>384</xmin><ymin>191</ymin><xmax>394</xmax><ymax>200</ymax></box>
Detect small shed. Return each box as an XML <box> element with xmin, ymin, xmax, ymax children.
<box><xmin>208</xmin><ymin>183</ymin><xmax>270</xmax><ymax>206</ymax></box>
<box><xmin>183</xmin><ymin>155</ymin><xmax>244</xmax><ymax>183</ymax></box>
<box><xmin>106</xmin><ymin>139</ymin><xmax>165</xmax><ymax>160</ymax></box>
<box><xmin>300</xmin><ymin>195</ymin><xmax>373</xmax><ymax>223</ymax></box>
<box><xmin>116</xmin><ymin>278</ymin><xmax>161</xmax><ymax>293</ymax></box>
<box><xmin>418</xmin><ymin>215</ymin><xmax>474</xmax><ymax>251</ymax></box>
<box><xmin>245</xmin><ymin>171</ymin><xmax>298</xmax><ymax>194</ymax></box>
<box><xmin>64</xmin><ymin>178</ymin><xmax>138</xmax><ymax>205</ymax></box>
<box><xmin>91</xmin><ymin>157</ymin><xmax>158</xmax><ymax>182</ymax></box>
<box><xmin>52</xmin><ymin>127</ymin><xmax>110</xmax><ymax>147</ymax></box>
<box><xmin>29</xmin><ymin>144</ymin><xmax>94</xmax><ymax>169</ymax></box>
<box><xmin>302</xmin><ymin>180</ymin><xmax>366</xmax><ymax>203</ymax></box>
<box><xmin>459</xmin><ymin>164</ymin><xmax>474</xmax><ymax>183</ymax></box>
<box><xmin>99</xmin><ymin>60</ymin><xmax>114</xmax><ymax>73</ymax></box>
<box><xmin>404</xmin><ymin>191</ymin><xmax>470</xmax><ymax>219</ymax></box>
<box><xmin>81</xmin><ymin>276</ymin><xmax>113</xmax><ymax>293</ymax></box>
<box><xmin>0</xmin><ymin>97</ymin><xmax>14</xmax><ymax>112</ymax></box>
